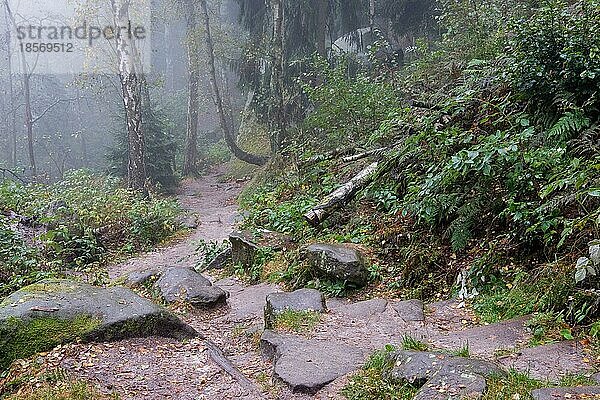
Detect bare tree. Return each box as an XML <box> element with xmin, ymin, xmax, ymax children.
<box><xmin>199</xmin><ymin>0</ymin><xmax>268</xmax><ymax>166</ymax></box>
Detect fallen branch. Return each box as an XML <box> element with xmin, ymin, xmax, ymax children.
<box><xmin>0</xmin><ymin>168</ymin><xmax>26</xmax><ymax>183</ymax></box>
<box><xmin>304</xmin><ymin>161</ymin><xmax>380</xmax><ymax>226</ymax></box>
<box><xmin>199</xmin><ymin>333</ymin><xmax>266</xmax><ymax>398</ymax></box>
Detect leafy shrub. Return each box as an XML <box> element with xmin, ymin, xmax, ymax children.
<box><xmin>0</xmin><ymin>171</ymin><xmax>181</xmax><ymax>295</ymax></box>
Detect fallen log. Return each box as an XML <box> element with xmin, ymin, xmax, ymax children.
<box><xmin>298</xmin><ymin>146</ymin><xmax>360</xmax><ymax>167</ymax></box>
<box><xmin>304</xmin><ymin>161</ymin><xmax>380</xmax><ymax>226</ymax></box>
<box><xmin>341</xmin><ymin>147</ymin><xmax>389</xmax><ymax>163</ymax></box>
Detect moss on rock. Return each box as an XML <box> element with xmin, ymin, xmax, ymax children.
<box><xmin>0</xmin><ymin>315</ymin><xmax>101</xmax><ymax>370</ymax></box>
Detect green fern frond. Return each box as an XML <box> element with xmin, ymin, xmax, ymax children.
<box><xmin>546</xmin><ymin>111</ymin><xmax>590</xmax><ymax>141</ymax></box>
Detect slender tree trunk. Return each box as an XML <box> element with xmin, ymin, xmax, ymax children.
<box><xmin>3</xmin><ymin>4</ymin><xmax>16</xmax><ymax>167</ymax></box>
<box><xmin>369</xmin><ymin>0</ymin><xmax>376</xmax><ymax>28</ymax></box>
<box><xmin>111</xmin><ymin>0</ymin><xmax>147</xmax><ymax>192</ymax></box>
<box><xmin>182</xmin><ymin>0</ymin><xmax>199</xmax><ymax>176</ymax></box>
<box><xmin>315</xmin><ymin>0</ymin><xmax>328</xmax><ymax>57</ymax></box>
<box><xmin>269</xmin><ymin>0</ymin><xmax>285</xmax><ymax>153</ymax></box>
<box><xmin>4</xmin><ymin>0</ymin><xmax>35</xmax><ymax>175</ymax></box>
<box><xmin>23</xmin><ymin>72</ymin><xmax>36</xmax><ymax>176</ymax></box>
<box><xmin>199</xmin><ymin>0</ymin><xmax>268</xmax><ymax>166</ymax></box>
<box><xmin>75</xmin><ymin>93</ymin><xmax>88</xmax><ymax>168</ymax></box>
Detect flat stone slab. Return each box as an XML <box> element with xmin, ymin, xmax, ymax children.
<box><xmin>0</xmin><ymin>279</ymin><xmax>196</xmax><ymax>369</ymax></box>
<box><xmin>304</xmin><ymin>243</ymin><xmax>369</xmax><ymax>287</ymax></box>
<box><xmin>499</xmin><ymin>341</ymin><xmax>594</xmax><ymax>381</ymax></box>
<box><xmin>532</xmin><ymin>387</ymin><xmax>600</xmax><ymax>399</ymax></box>
<box><xmin>391</xmin><ymin>351</ymin><xmax>502</xmax><ymax>385</ymax></box>
<box><xmin>261</xmin><ymin>330</ymin><xmax>365</xmax><ymax>394</ymax></box>
<box><xmin>431</xmin><ymin>316</ymin><xmax>531</xmax><ymax>357</ymax></box>
<box><xmin>392</xmin><ymin>299</ymin><xmax>425</xmax><ymax>322</ymax></box>
<box><xmin>155</xmin><ymin>267</ymin><xmax>227</xmax><ymax>307</ymax></box>
<box><xmin>331</xmin><ymin>298</ymin><xmax>387</xmax><ymax>319</ymax></box>
<box><xmin>264</xmin><ymin>288</ymin><xmax>326</xmax><ymax>329</ymax></box>
<box><xmin>214</xmin><ymin>278</ymin><xmax>281</xmax><ymax>322</ymax></box>
<box><xmin>414</xmin><ymin>372</ymin><xmax>487</xmax><ymax>400</ymax></box>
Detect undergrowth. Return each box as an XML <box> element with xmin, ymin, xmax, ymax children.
<box><xmin>0</xmin><ymin>171</ymin><xmax>181</xmax><ymax>296</ymax></box>
<box><xmin>238</xmin><ymin>0</ymin><xmax>600</xmax><ymax>332</ymax></box>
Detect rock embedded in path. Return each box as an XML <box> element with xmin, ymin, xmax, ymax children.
<box><xmin>391</xmin><ymin>350</ymin><xmax>503</xmax><ymax>395</ymax></box>
<box><xmin>498</xmin><ymin>340</ymin><xmax>594</xmax><ymax>381</ymax></box>
<box><xmin>0</xmin><ymin>279</ymin><xmax>196</xmax><ymax>370</ymax></box>
<box><xmin>392</xmin><ymin>299</ymin><xmax>425</xmax><ymax>322</ymax></box>
<box><xmin>124</xmin><ymin>269</ymin><xmax>160</xmax><ymax>287</ymax></box>
<box><xmin>331</xmin><ymin>298</ymin><xmax>387</xmax><ymax>319</ymax></box>
<box><xmin>304</xmin><ymin>243</ymin><xmax>369</xmax><ymax>286</ymax></box>
<box><xmin>260</xmin><ymin>330</ymin><xmax>365</xmax><ymax>394</ymax></box>
<box><xmin>264</xmin><ymin>288</ymin><xmax>326</xmax><ymax>329</ymax></box>
<box><xmin>532</xmin><ymin>387</ymin><xmax>600</xmax><ymax>400</ymax></box>
<box><xmin>414</xmin><ymin>372</ymin><xmax>487</xmax><ymax>400</ymax></box>
<box><xmin>203</xmin><ymin>248</ymin><xmax>232</xmax><ymax>271</ymax></box>
<box><xmin>229</xmin><ymin>229</ymin><xmax>293</xmax><ymax>269</ymax></box>
<box><xmin>155</xmin><ymin>267</ymin><xmax>228</xmax><ymax>307</ymax></box>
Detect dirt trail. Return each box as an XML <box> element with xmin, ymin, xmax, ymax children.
<box><xmin>109</xmin><ymin>167</ymin><xmax>244</xmax><ymax>280</ymax></box>
<box><xmin>58</xmin><ymin>168</ymin><xmax>279</xmax><ymax>400</ymax></box>
<box><xmin>53</xmin><ymin>168</ymin><xmax>596</xmax><ymax>400</ymax></box>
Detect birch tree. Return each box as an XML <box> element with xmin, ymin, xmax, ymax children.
<box><xmin>111</xmin><ymin>0</ymin><xmax>147</xmax><ymax>192</ymax></box>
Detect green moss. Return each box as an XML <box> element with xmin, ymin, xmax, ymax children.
<box><xmin>0</xmin><ymin>315</ymin><xmax>101</xmax><ymax>370</ymax></box>
<box><xmin>20</xmin><ymin>280</ymin><xmax>78</xmax><ymax>295</ymax></box>
<box><xmin>273</xmin><ymin>309</ymin><xmax>321</xmax><ymax>334</ymax></box>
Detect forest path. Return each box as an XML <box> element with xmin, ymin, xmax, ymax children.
<box><xmin>52</xmin><ymin>167</ymin><xmax>597</xmax><ymax>400</ymax></box>
<box><xmin>58</xmin><ymin>167</ymin><xmax>280</xmax><ymax>400</ymax></box>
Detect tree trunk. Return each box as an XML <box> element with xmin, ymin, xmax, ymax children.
<box><xmin>111</xmin><ymin>0</ymin><xmax>147</xmax><ymax>192</ymax></box>
<box><xmin>23</xmin><ymin>72</ymin><xmax>36</xmax><ymax>177</ymax></box>
<box><xmin>199</xmin><ymin>0</ymin><xmax>268</xmax><ymax>166</ymax></box>
<box><xmin>304</xmin><ymin>162</ymin><xmax>379</xmax><ymax>226</ymax></box>
<box><xmin>4</xmin><ymin>0</ymin><xmax>35</xmax><ymax>176</ymax></box>
<box><xmin>182</xmin><ymin>0</ymin><xmax>200</xmax><ymax>176</ymax></box>
<box><xmin>3</xmin><ymin>3</ymin><xmax>16</xmax><ymax>167</ymax></box>
<box><xmin>269</xmin><ymin>0</ymin><xmax>285</xmax><ymax>153</ymax></box>
<box><xmin>315</xmin><ymin>0</ymin><xmax>328</xmax><ymax>57</ymax></box>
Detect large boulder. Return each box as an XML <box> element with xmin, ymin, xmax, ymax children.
<box><xmin>155</xmin><ymin>267</ymin><xmax>227</xmax><ymax>307</ymax></box>
<box><xmin>264</xmin><ymin>288</ymin><xmax>326</xmax><ymax>329</ymax></box>
<box><xmin>0</xmin><ymin>279</ymin><xmax>196</xmax><ymax>370</ymax></box>
<box><xmin>304</xmin><ymin>243</ymin><xmax>369</xmax><ymax>286</ymax></box>
<box><xmin>229</xmin><ymin>230</ymin><xmax>293</xmax><ymax>269</ymax></box>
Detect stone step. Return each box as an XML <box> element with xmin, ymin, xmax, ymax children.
<box><xmin>532</xmin><ymin>386</ymin><xmax>600</xmax><ymax>399</ymax></box>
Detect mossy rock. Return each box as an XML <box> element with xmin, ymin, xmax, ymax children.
<box><xmin>0</xmin><ymin>279</ymin><xmax>197</xmax><ymax>370</ymax></box>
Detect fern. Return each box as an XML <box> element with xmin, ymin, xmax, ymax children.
<box><xmin>546</xmin><ymin>111</ymin><xmax>591</xmax><ymax>141</ymax></box>
<box><xmin>570</xmin><ymin>123</ymin><xmax>600</xmax><ymax>156</ymax></box>
<box><xmin>448</xmin><ymin>198</ymin><xmax>482</xmax><ymax>251</ymax></box>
